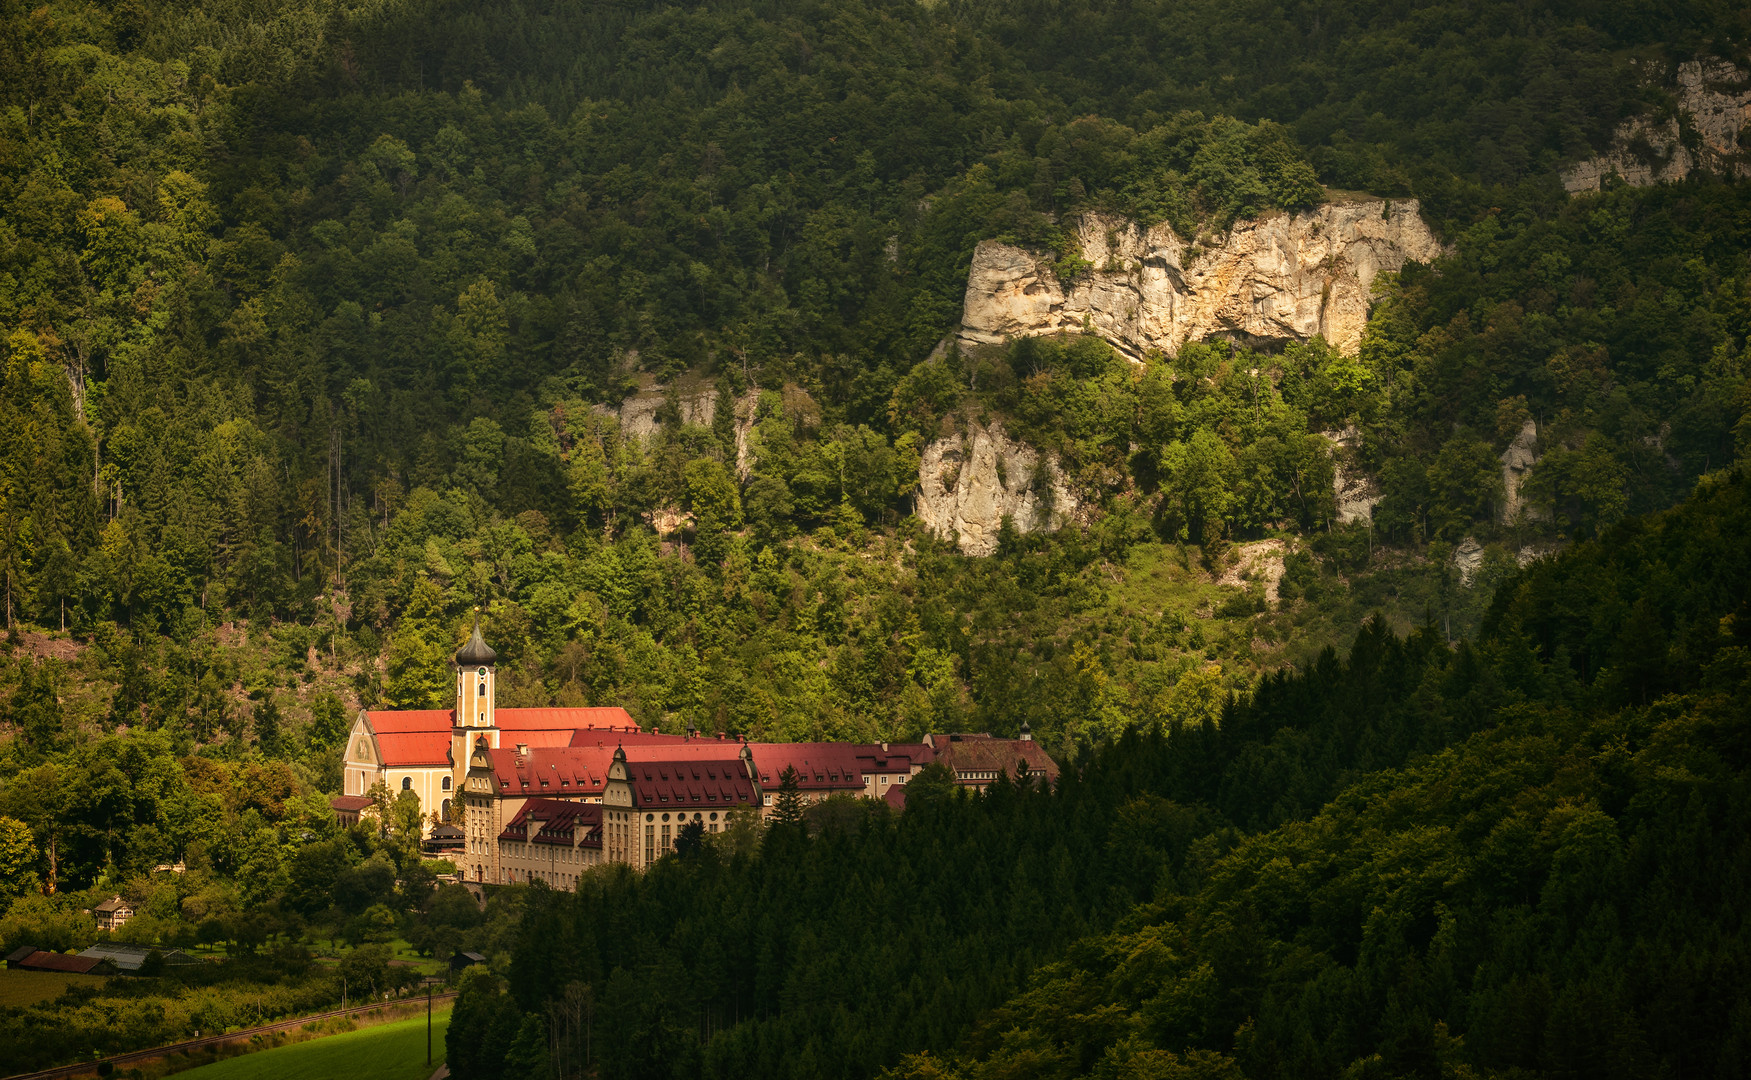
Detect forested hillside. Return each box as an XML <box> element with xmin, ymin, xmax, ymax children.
<box><xmin>2</xmin><ymin>0</ymin><xmax>1750</xmax><ymax>1077</ymax></box>
<box><xmin>1</xmin><ymin>0</ymin><xmax>1747</xmax><ymax>744</ymax></box>
<box><xmin>451</xmin><ymin>445</ymin><xmax>1751</xmax><ymax>1080</ymax></box>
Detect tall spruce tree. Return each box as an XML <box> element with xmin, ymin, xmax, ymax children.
<box><xmin>770</xmin><ymin>766</ymin><xmax>806</xmax><ymax>832</ymax></box>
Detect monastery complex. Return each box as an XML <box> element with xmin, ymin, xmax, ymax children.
<box><xmin>336</xmin><ymin>620</ymin><xmax>1058</xmax><ymax>888</ymax></box>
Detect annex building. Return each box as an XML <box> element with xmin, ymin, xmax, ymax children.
<box><xmin>339</xmin><ymin>620</ymin><xmax>1058</xmax><ymax>889</ymax></box>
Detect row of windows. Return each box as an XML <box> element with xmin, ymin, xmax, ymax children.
<box><xmin>500</xmin><ymin>842</ymin><xmax>598</xmax><ymax>865</ymax></box>
<box><xmin>397</xmin><ymin>775</ymin><xmax>453</xmax><ymax>790</ymax></box>
<box><xmin>502</xmin><ymin>868</ymin><xmax>584</xmax><ymax>887</ymax></box>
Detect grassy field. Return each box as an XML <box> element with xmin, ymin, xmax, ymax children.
<box><xmin>0</xmin><ymin>968</ymin><xmax>107</xmax><ymax>1006</ymax></box>
<box><xmin>171</xmin><ymin>1009</ymin><xmax>451</xmax><ymax>1080</ymax></box>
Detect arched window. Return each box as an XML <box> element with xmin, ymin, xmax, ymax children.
<box><xmin>441</xmin><ymin>799</ymin><xmax>452</xmax><ymax>822</ymax></box>
<box><xmin>401</xmin><ymin>776</ymin><xmax>412</xmax><ymax>791</ymax></box>
<box><xmin>477</xmin><ymin>682</ymin><xmax>485</xmax><ymax>696</ymax></box>
<box><xmin>442</xmin><ymin>776</ymin><xmax>452</xmax><ymax>791</ymax></box>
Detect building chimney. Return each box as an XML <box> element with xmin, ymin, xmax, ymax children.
<box><xmin>517</xmin><ymin>743</ymin><xmax>528</xmax><ymax>755</ymax></box>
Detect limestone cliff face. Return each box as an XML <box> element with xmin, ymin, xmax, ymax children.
<box><xmin>1562</xmin><ymin>59</ymin><xmax>1751</xmax><ymax>193</ymax></box>
<box><xmin>957</xmin><ymin>199</ymin><xmax>1443</xmax><ymax>360</ymax></box>
<box><xmin>914</xmin><ymin>423</ymin><xmax>1077</xmax><ymax>556</ymax></box>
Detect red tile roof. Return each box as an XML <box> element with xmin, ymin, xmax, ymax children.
<box><xmin>500</xmin><ymin>798</ymin><xmax>604</xmax><ymax>847</ymax></box>
<box><xmin>627</xmin><ymin>758</ymin><xmax>758</xmax><ymax>810</ymax></box>
<box><xmin>852</xmin><ymin>743</ymin><xmax>932</xmax><ymax>773</ymax></box>
<box><xmin>620</xmin><ymin>741</ymin><xmax>749</xmax><ymax>761</ymax></box>
<box><xmin>331</xmin><ymin>796</ymin><xmax>375</xmax><ymax>812</ymax></box>
<box><xmin>499</xmin><ymin>707</ymin><xmax>637</xmax><ymax>730</ymax></box>
<box><xmin>498</xmin><ymin>729</ymin><xmax>577</xmax><ymax>750</ymax></box>
<box><xmin>373</xmin><ymin>730</ymin><xmax>452</xmax><ymax>767</ymax></box>
<box><xmin>486</xmin><ymin>746</ymin><xmax>618</xmax><ymax>795</ymax></box>
<box><xmin>748</xmin><ymin>743</ymin><xmax>870</xmax><ymax>790</ymax></box>
<box><xmin>18</xmin><ymin>951</ymin><xmax>104</xmax><ymax>974</ymax></box>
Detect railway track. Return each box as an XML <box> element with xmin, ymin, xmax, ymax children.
<box><xmin>1</xmin><ymin>990</ymin><xmax>458</xmax><ymax>1080</ymax></box>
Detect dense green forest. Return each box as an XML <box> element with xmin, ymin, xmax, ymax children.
<box><xmin>0</xmin><ymin>0</ymin><xmax>1746</xmax><ymax>744</ymax></box>
<box><xmin>2</xmin><ymin>0</ymin><xmax>1751</xmax><ymax>1076</ymax></box>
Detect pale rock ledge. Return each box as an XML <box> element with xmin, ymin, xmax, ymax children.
<box><xmin>1562</xmin><ymin>59</ymin><xmax>1751</xmax><ymax>193</ymax></box>
<box><xmin>914</xmin><ymin>422</ymin><xmax>1078</xmax><ymax>556</ymax></box>
<box><xmin>957</xmin><ymin>199</ymin><xmax>1444</xmax><ymax>361</ymax></box>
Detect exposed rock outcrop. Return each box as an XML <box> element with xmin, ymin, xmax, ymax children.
<box><xmin>1562</xmin><ymin>59</ymin><xmax>1751</xmax><ymax>193</ymax></box>
<box><xmin>957</xmin><ymin>199</ymin><xmax>1444</xmax><ymax>361</ymax></box>
<box><xmin>610</xmin><ymin>377</ymin><xmax>716</xmax><ymax>440</ymax></box>
<box><xmin>1452</xmin><ymin>536</ymin><xmax>1484</xmax><ymax>587</ymax></box>
<box><xmin>1499</xmin><ymin>420</ymin><xmax>1545</xmax><ymax>525</ymax></box>
<box><xmin>1517</xmin><ymin>543</ymin><xmax>1562</xmax><ymax>569</ymax></box>
<box><xmin>914</xmin><ymin>423</ymin><xmax>1077</xmax><ymax>555</ymax></box>
<box><xmin>597</xmin><ymin>374</ymin><xmax>759</xmax><ymax>476</ymax></box>
<box><xmin>1323</xmin><ymin>426</ymin><xmax>1381</xmax><ymax>525</ymax></box>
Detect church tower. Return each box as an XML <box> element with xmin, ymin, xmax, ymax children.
<box><xmin>451</xmin><ymin>611</ymin><xmax>498</xmax><ymax>808</ymax></box>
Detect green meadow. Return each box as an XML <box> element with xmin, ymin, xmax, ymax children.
<box><xmin>170</xmin><ymin>1010</ymin><xmax>450</xmax><ymax>1080</ymax></box>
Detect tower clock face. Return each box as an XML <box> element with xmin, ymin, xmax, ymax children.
<box><xmin>478</xmin><ymin>668</ymin><xmax>487</xmax><ymax>677</ymax></box>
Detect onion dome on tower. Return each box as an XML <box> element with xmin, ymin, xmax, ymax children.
<box><xmin>455</xmin><ymin>613</ymin><xmax>497</xmax><ymax>667</ymax></box>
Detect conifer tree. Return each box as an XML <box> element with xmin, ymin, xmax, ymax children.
<box><xmin>674</xmin><ymin>819</ymin><xmax>707</xmax><ymax>858</ymax></box>
<box><xmin>770</xmin><ymin>766</ymin><xmax>806</xmax><ymax>832</ymax></box>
